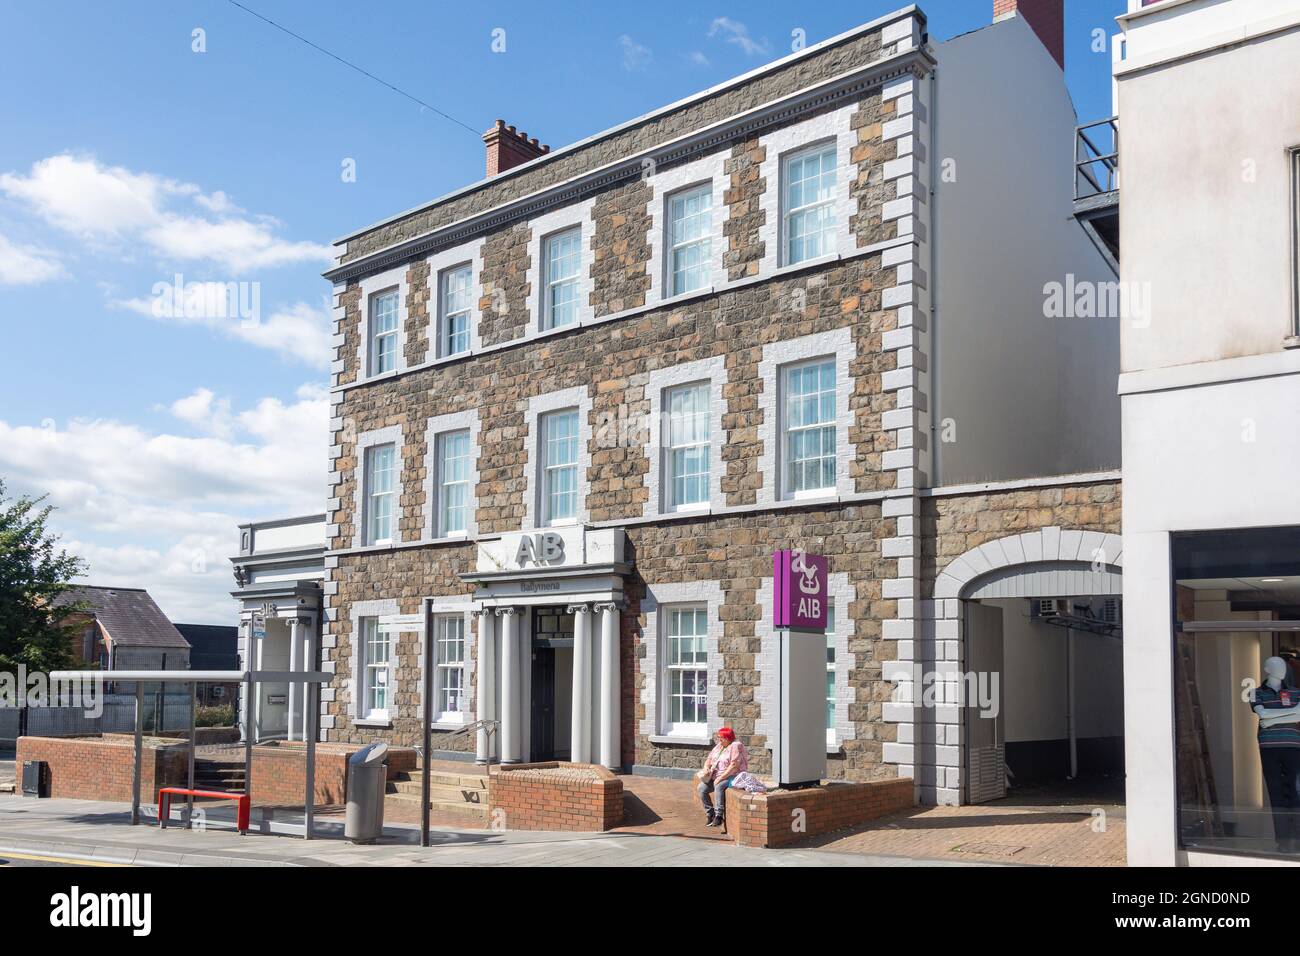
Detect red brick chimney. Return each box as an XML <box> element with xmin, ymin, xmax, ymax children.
<box><xmin>483</xmin><ymin>120</ymin><xmax>550</xmax><ymax>176</ymax></box>
<box><xmin>993</xmin><ymin>0</ymin><xmax>1064</xmax><ymax>70</ymax></box>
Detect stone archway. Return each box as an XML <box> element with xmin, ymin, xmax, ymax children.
<box><xmin>911</xmin><ymin>527</ymin><xmax>1124</xmax><ymax>806</ymax></box>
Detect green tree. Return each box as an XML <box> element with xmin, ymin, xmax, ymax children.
<box><xmin>0</xmin><ymin>478</ymin><xmax>87</xmax><ymax>673</ymax></box>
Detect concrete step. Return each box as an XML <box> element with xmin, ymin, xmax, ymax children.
<box><xmin>386</xmin><ymin>792</ymin><xmax>490</xmax><ymax>826</ymax></box>
<box><xmin>386</xmin><ymin>780</ymin><xmax>485</xmax><ymax>803</ymax></box>
<box><xmin>391</xmin><ymin>771</ymin><xmax>487</xmax><ymax>791</ymax></box>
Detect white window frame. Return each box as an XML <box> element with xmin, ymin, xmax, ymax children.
<box><xmin>663</xmin><ymin>604</ymin><xmax>709</xmax><ymax>738</ymax></box>
<box><xmin>646</xmin><ymin>152</ymin><xmax>727</xmax><ymax>306</ymax></box>
<box><xmin>438</xmin><ymin>263</ymin><xmax>473</xmax><ymax>358</ymax></box>
<box><xmin>353</xmin><ymin>425</ymin><xmax>404</xmax><ymax>548</ymax></box>
<box><xmin>781</xmin><ymin>141</ymin><xmax>839</xmax><ymax>267</ymax></box>
<box><xmin>433</xmin><ymin>613</ymin><xmax>467</xmax><ymax>723</ymax></box>
<box><xmin>523</xmin><ymin>387</ymin><xmax>591</xmax><ymax>529</ymax></box>
<box><xmin>422</xmin><ymin>410</ymin><xmax>479</xmax><ymax>542</ymax></box>
<box><xmin>780</xmin><ymin>356</ymin><xmax>838</xmax><ymax>500</ymax></box>
<box><xmin>664</xmin><ymin>381</ymin><xmax>712</xmax><ymax>512</ymax></box>
<box><xmin>360</xmin><ymin>616</ymin><xmax>392</xmax><ymax>721</ymax></box>
<box><xmin>540</xmin><ymin>408</ymin><xmax>580</xmax><ymax>526</ymax></box>
<box><xmin>364</xmin><ymin>443</ymin><xmax>397</xmax><ymax>545</ymax></box>
<box><xmin>825</xmin><ymin>598</ymin><xmax>837</xmax><ymax>747</ymax></box>
<box><xmin>542</xmin><ymin>226</ymin><xmax>583</xmax><ymax>330</ymax></box>
<box><xmin>644</xmin><ymin>356</ymin><xmax>725</xmax><ymax>518</ymax></box>
<box><xmin>640</xmin><ymin>580</ymin><xmax>723</xmax><ymax>744</ymax></box>
<box><xmin>756</xmin><ymin>105</ymin><xmax>854</xmax><ymax>277</ymax></box>
<box><xmin>355</xmin><ymin>266</ymin><xmax>409</xmax><ymax>382</ymax></box>
<box><xmin>666</xmin><ymin>183</ymin><xmax>713</xmax><ymax>297</ymax></box>
<box><xmin>756</xmin><ymin>327</ymin><xmax>855</xmax><ymax>507</ymax></box>
<box><xmin>426</xmin><ymin>239</ymin><xmax>483</xmax><ymax>360</ymax></box>
<box><xmin>435</xmin><ymin>429</ymin><xmax>472</xmax><ymax>538</ymax></box>
<box><xmin>525</xmin><ymin>201</ymin><xmax>594</xmax><ymax>336</ymax></box>
<box><xmin>368</xmin><ymin>288</ymin><xmax>400</xmax><ymax>376</ymax></box>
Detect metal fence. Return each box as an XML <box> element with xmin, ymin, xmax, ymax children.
<box><xmin>0</xmin><ymin>689</ymin><xmax>200</xmax><ymax>742</ymax></box>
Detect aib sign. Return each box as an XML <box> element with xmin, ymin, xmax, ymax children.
<box><xmin>773</xmin><ymin>549</ymin><xmax>828</xmax><ymax>630</ymax></box>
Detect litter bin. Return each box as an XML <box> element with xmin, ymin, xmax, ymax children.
<box><xmin>344</xmin><ymin>742</ymin><xmax>388</xmax><ymax>843</ymax></box>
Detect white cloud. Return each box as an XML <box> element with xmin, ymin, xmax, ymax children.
<box><xmin>0</xmin><ymin>384</ymin><xmax>328</xmax><ymax>622</ymax></box>
<box><xmin>685</xmin><ymin>50</ymin><xmax>711</xmax><ymax>68</ymax></box>
<box><xmin>708</xmin><ymin>17</ymin><xmax>771</xmax><ymax>57</ymax></box>
<box><xmin>0</xmin><ymin>154</ymin><xmax>331</xmax><ymax>273</ymax></box>
<box><xmin>113</xmin><ymin>286</ymin><xmax>331</xmax><ymax>368</ymax></box>
<box><xmin>618</xmin><ymin>34</ymin><xmax>653</xmax><ymax>71</ymax></box>
<box><xmin>0</xmin><ymin>232</ymin><xmax>65</xmax><ymax>285</ymax></box>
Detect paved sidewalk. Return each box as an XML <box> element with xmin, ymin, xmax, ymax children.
<box><xmin>0</xmin><ymin>795</ymin><xmax>981</xmax><ymax>867</ymax></box>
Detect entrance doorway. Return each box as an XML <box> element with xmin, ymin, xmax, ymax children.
<box><xmin>529</xmin><ymin>606</ymin><xmax>574</xmax><ymax>762</ymax></box>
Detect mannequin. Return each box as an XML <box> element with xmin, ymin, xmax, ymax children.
<box><xmin>1251</xmin><ymin>656</ymin><xmax>1300</xmax><ymax>853</ymax></box>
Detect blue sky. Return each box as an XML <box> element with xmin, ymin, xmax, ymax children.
<box><xmin>0</xmin><ymin>0</ymin><xmax>1124</xmax><ymax>622</ymax></box>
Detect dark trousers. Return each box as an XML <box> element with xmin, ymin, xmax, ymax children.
<box><xmin>1260</xmin><ymin>747</ymin><xmax>1300</xmax><ymax>846</ymax></box>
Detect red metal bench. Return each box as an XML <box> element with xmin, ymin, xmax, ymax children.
<box><xmin>157</xmin><ymin>788</ymin><xmax>250</xmax><ymax>834</ymax></box>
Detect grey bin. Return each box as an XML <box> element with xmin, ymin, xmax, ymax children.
<box><xmin>344</xmin><ymin>742</ymin><xmax>389</xmax><ymax>843</ymax></box>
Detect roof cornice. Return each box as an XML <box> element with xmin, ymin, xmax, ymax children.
<box><xmin>323</xmin><ymin>44</ymin><xmax>934</xmax><ymax>287</ymax></box>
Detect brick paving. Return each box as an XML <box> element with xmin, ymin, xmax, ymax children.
<box><xmin>804</xmin><ymin>802</ymin><xmax>1126</xmax><ymax>866</ymax></box>
<box><xmin>613</xmin><ymin>774</ymin><xmax>732</xmax><ymax>842</ymax></box>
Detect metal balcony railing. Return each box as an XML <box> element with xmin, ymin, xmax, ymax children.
<box><xmin>1075</xmin><ymin>116</ymin><xmax>1118</xmax><ymax>202</ymax></box>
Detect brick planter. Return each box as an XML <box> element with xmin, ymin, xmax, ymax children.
<box><xmin>726</xmin><ymin>778</ymin><xmax>914</xmax><ymax>848</ymax></box>
<box><xmin>488</xmin><ymin>762</ymin><xmax>623</xmax><ymax>831</ymax></box>
<box><xmin>15</xmin><ymin>734</ymin><xmax>189</xmax><ymax>802</ymax></box>
<box><xmin>250</xmin><ymin>741</ymin><xmax>417</xmax><ymax>808</ymax></box>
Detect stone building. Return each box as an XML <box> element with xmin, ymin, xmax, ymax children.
<box><xmin>318</xmin><ymin>0</ymin><xmax>1123</xmax><ymax>806</ymax></box>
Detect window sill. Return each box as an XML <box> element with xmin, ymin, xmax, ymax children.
<box><xmin>654</xmin><ymin>286</ymin><xmax>715</xmax><ymax>308</ymax></box>
<box><xmin>650</xmin><ymin>734</ymin><xmax>712</xmax><ymax>747</ymax></box>
<box><xmin>774</xmin><ymin>252</ymin><xmax>841</xmax><ymax>277</ymax></box>
<box><xmin>431</xmin><ymin>719</ymin><xmax>466</xmax><ymax>731</ymax></box>
<box><xmin>353</xmin><ymin>717</ymin><xmax>392</xmax><ymax>729</ymax></box>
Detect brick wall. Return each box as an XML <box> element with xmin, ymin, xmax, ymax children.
<box><xmin>488</xmin><ymin>762</ymin><xmax>623</xmax><ymax>831</ymax></box>
<box><xmin>726</xmin><ymin>778</ymin><xmax>913</xmax><ymax>848</ymax></box>
<box><xmin>15</xmin><ymin>735</ymin><xmax>188</xmax><ymax>803</ymax></box>
<box><xmin>250</xmin><ymin>741</ymin><xmax>417</xmax><ymax>808</ymax></box>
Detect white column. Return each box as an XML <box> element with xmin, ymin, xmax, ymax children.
<box><xmin>569</xmin><ymin>604</ymin><xmax>592</xmax><ymax>764</ymax></box>
<box><xmin>475</xmin><ymin>609</ymin><xmax>496</xmax><ymax>763</ymax></box>
<box><xmin>287</xmin><ymin>617</ymin><xmax>302</xmax><ymax>742</ymax></box>
<box><xmin>597</xmin><ymin>602</ymin><xmax>620</xmax><ymax>770</ymax></box>
<box><xmin>254</xmin><ymin>623</ymin><xmax>266</xmax><ymax>743</ymax></box>
<box><xmin>499</xmin><ymin>608</ymin><xmax>520</xmax><ymax>763</ymax></box>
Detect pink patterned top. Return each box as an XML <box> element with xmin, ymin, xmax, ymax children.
<box><xmin>704</xmin><ymin>740</ymin><xmax>749</xmax><ymax>782</ymax></box>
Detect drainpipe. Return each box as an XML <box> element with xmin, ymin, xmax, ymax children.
<box><xmin>928</xmin><ymin>67</ymin><xmax>941</xmax><ymax>483</ymax></box>
<box><xmin>1066</xmin><ymin>626</ymin><xmax>1077</xmax><ymax>780</ymax></box>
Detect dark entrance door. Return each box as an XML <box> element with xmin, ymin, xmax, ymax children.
<box><xmin>530</xmin><ymin>647</ymin><xmax>555</xmax><ymax>762</ymax></box>
<box><xmin>529</xmin><ymin>606</ymin><xmax>574</xmax><ymax>762</ymax></box>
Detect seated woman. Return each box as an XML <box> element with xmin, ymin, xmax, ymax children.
<box><xmin>696</xmin><ymin>727</ymin><xmax>748</xmax><ymax>827</ymax></box>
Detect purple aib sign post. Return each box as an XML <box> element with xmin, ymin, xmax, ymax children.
<box><xmin>773</xmin><ymin>548</ymin><xmax>828</xmax><ymax>631</ymax></box>
<box><xmin>772</xmin><ymin>548</ymin><xmax>829</xmax><ymax>786</ymax></box>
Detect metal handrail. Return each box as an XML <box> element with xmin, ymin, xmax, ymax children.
<box><xmin>1075</xmin><ymin>116</ymin><xmax>1119</xmax><ymax>201</ymax></box>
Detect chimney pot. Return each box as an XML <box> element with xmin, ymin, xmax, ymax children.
<box><xmin>483</xmin><ymin>119</ymin><xmax>550</xmax><ymax>176</ymax></box>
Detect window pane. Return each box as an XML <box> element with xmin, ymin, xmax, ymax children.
<box><xmin>370</xmin><ymin>291</ymin><xmax>399</xmax><ymax>374</ymax></box>
<box><xmin>666</xmin><ymin>382</ymin><xmax>710</xmax><ymax>508</ymax></box>
<box><xmin>784</xmin><ymin>145</ymin><xmax>837</xmax><ymax>265</ymax></box>
<box><xmin>442</xmin><ymin>265</ymin><xmax>472</xmax><ymax>356</ymax></box>
<box><xmin>542</xmin><ymin>409</ymin><xmax>579</xmax><ymax>523</ymax></box>
<box><xmin>783</xmin><ymin>360</ymin><xmax>836</xmax><ymax>495</ymax></box>
<box><xmin>366</xmin><ymin>444</ymin><xmax>395</xmax><ymax>543</ymax></box>
<box><xmin>438</xmin><ymin>430</ymin><xmax>471</xmax><ymax>535</ymax></box>
<box><xmin>545</xmin><ymin>228</ymin><xmax>582</xmax><ymax>328</ymax></box>
<box><xmin>669</xmin><ymin>185</ymin><xmax>712</xmax><ymax>296</ymax></box>
<box><xmin>437</xmin><ymin>616</ymin><xmax>465</xmax><ymax>714</ymax></box>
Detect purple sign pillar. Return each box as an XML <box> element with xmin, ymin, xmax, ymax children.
<box><xmin>773</xmin><ymin>549</ymin><xmax>828</xmax><ymax>631</ymax></box>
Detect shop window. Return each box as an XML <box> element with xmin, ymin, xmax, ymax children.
<box><xmin>1174</xmin><ymin>526</ymin><xmax>1300</xmax><ymax>858</ymax></box>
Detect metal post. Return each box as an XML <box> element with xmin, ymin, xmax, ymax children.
<box><xmin>243</xmin><ymin>673</ymin><xmax>254</xmax><ymax>835</ymax></box>
<box><xmin>132</xmin><ymin>681</ymin><xmax>143</xmax><ymax>826</ymax></box>
<box><xmin>304</xmin><ymin>674</ymin><xmax>317</xmax><ymax>840</ymax></box>
<box><xmin>421</xmin><ymin>598</ymin><xmax>433</xmax><ymax>848</ymax></box>
<box><xmin>186</xmin><ymin>679</ymin><xmax>196</xmax><ymax>827</ymax></box>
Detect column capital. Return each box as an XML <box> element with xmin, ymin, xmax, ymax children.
<box><xmin>566</xmin><ymin>603</ymin><xmax>592</xmax><ymax>615</ymax></box>
<box><xmin>495</xmin><ymin>606</ymin><xmax>517</xmax><ymax>617</ymax></box>
<box><xmin>593</xmin><ymin>601</ymin><xmax>623</xmax><ymax>613</ymax></box>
